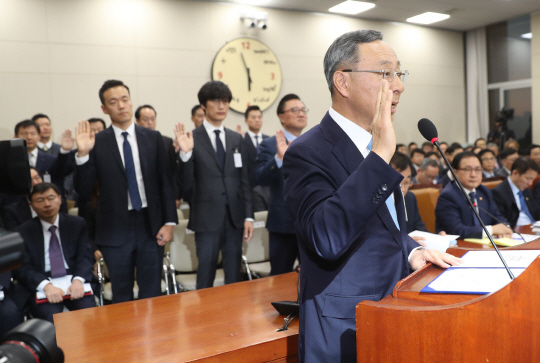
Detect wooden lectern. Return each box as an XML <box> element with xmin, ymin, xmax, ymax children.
<box><xmin>356</xmin><ymin>240</ymin><xmax>540</xmax><ymax>363</ymax></box>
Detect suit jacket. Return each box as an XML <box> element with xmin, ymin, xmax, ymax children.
<box><xmin>14</xmin><ymin>213</ymin><xmax>94</xmax><ymax>292</ymax></box>
<box><xmin>496</xmin><ymin>167</ymin><xmax>510</xmax><ymax>177</ymax></box>
<box><xmin>35</xmin><ymin>149</ymin><xmax>74</xmax><ymax>199</ymax></box>
<box><xmin>243</xmin><ymin>133</ymin><xmax>269</xmax><ymax>189</ymax></box>
<box><xmin>405</xmin><ymin>191</ymin><xmax>427</xmax><ymax>233</ymax></box>
<box><xmin>435</xmin><ymin>182</ymin><xmax>508</xmax><ymax>239</ymax></box>
<box><xmin>39</xmin><ymin>142</ymin><xmax>61</xmax><ymax>157</ymax></box>
<box><xmin>75</xmin><ymin>125</ymin><xmax>177</xmax><ymax>247</ymax></box>
<box><xmin>162</xmin><ymin>135</ymin><xmax>182</xmax><ymax>200</ymax></box>
<box><xmin>182</xmin><ymin>125</ymin><xmax>253</xmax><ymax>232</ymax></box>
<box><xmin>255</xmin><ymin>135</ymin><xmax>294</xmax><ymax>234</ymax></box>
<box><xmin>2</xmin><ymin>196</ymin><xmax>32</xmax><ymax>231</ymax></box>
<box><xmin>282</xmin><ymin>112</ymin><xmax>419</xmax><ymax>362</ymax></box>
<box><xmin>492</xmin><ymin>178</ymin><xmax>540</xmax><ymax>228</ymax></box>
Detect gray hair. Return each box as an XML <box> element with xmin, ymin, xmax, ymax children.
<box><xmin>323</xmin><ymin>30</ymin><xmax>383</xmax><ymax>94</ymax></box>
<box><xmin>419</xmin><ymin>158</ymin><xmax>439</xmax><ymax>171</ymax></box>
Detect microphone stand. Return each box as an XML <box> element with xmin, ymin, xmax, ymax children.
<box><xmin>477</xmin><ymin>205</ymin><xmax>527</xmax><ymax>244</ymax></box>
<box><xmin>432</xmin><ymin>139</ymin><xmax>515</xmax><ymax>280</ymax></box>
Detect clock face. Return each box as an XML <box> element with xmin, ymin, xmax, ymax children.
<box><xmin>211</xmin><ymin>37</ymin><xmax>282</xmax><ymax>113</ymax></box>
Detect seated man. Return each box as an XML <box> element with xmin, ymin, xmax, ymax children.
<box><xmin>435</xmin><ymin>151</ymin><xmax>512</xmax><ymax>239</ymax></box>
<box><xmin>495</xmin><ymin>148</ymin><xmax>518</xmax><ymax>177</ymax></box>
<box><xmin>412</xmin><ymin>158</ymin><xmax>439</xmax><ymax>185</ymax></box>
<box><xmin>478</xmin><ymin>148</ymin><xmax>498</xmax><ymax>178</ymax></box>
<box><xmin>15</xmin><ymin>182</ymin><xmax>95</xmax><ymax>323</ymax></box>
<box><xmin>492</xmin><ymin>157</ymin><xmax>540</xmax><ymax>228</ymax></box>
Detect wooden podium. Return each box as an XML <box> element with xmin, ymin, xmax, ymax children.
<box><xmin>355</xmin><ymin>239</ymin><xmax>540</xmax><ymax>362</ymax></box>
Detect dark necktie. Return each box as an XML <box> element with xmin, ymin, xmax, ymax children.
<box><xmin>469</xmin><ymin>192</ymin><xmax>480</xmax><ymax>226</ymax></box>
<box><xmin>518</xmin><ymin>191</ymin><xmax>535</xmax><ymax>223</ymax></box>
<box><xmin>49</xmin><ymin>225</ymin><xmax>66</xmax><ymax>278</ymax></box>
<box><xmin>122</xmin><ymin>132</ymin><xmax>142</xmax><ymax>211</ymax></box>
<box><xmin>214</xmin><ymin>130</ymin><xmax>226</xmax><ymax>170</ymax></box>
<box><xmin>255</xmin><ymin>135</ymin><xmax>259</xmax><ymax>148</ymax></box>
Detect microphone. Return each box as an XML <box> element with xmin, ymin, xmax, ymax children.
<box><xmin>418</xmin><ymin>118</ymin><xmax>515</xmax><ymax>279</ymax></box>
<box><xmin>476</xmin><ymin>205</ymin><xmax>526</xmax><ymax>243</ymax></box>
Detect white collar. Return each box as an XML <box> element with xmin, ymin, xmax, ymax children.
<box><xmin>40</xmin><ymin>214</ymin><xmax>60</xmax><ymax>232</ymax></box>
<box><xmin>29</xmin><ymin>147</ymin><xmax>39</xmax><ymax>158</ymax></box>
<box><xmin>38</xmin><ymin>140</ymin><xmax>53</xmax><ymax>149</ymax></box>
<box><xmin>246</xmin><ymin>130</ymin><xmax>261</xmax><ymax>138</ymax></box>
<box><xmin>203</xmin><ymin>119</ymin><xmax>224</xmax><ymax>134</ymax></box>
<box><xmin>329</xmin><ymin>107</ymin><xmax>372</xmax><ymax>157</ymax></box>
<box><xmin>112</xmin><ymin>121</ymin><xmax>135</xmax><ymax>138</ymax></box>
<box><xmin>507</xmin><ymin>176</ymin><xmax>521</xmax><ymax>196</ymax></box>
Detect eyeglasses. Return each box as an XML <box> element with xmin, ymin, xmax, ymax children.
<box><xmin>209</xmin><ymin>99</ymin><xmax>229</xmax><ymax>106</ymax></box>
<box><xmin>283</xmin><ymin>107</ymin><xmax>309</xmax><ymax>115</ymax></box>
<box><xmin>457</xmin><ymin>167</ymin><xmax>483</xmax><ymax>174</ymax></box>
<box><xmin>481</xmin><ymin>157</ymin><xmax>496</xmax><ymax>162</ymax></box>
<box><xmin>341</xmin><ymin>68</ymin><xmax>409</xmax><ymax>82</ymax></box>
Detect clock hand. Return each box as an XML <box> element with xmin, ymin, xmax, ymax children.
<box><xmin>241</xmin><ymin>53</ymin><xmax>252</xmax><ymax>91</ymax></box>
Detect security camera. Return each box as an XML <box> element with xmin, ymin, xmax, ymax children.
<box><xmin>257</xmin><ymin>21</ymin><xmax>267</xmax><ymax>30</ymax></box>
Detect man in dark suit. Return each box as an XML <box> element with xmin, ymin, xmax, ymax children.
<box><xmin>282</xmin><ymin>30</ymin><xmax>460</xmax><ymax>362</ymax></box>
<box><xmin>75</xmin><ymin>80</ymin><xmax>177</xmax><ymax>303</ymax></box>
<box><xmin>492</xmin><ymin>157</ymin><xmax>540</xmax><ymax>228</ymax></box>
<box><xmin>436</xmin><ymin>151</ymin><xmax>513</xmax><ymax>239</ymax></box>
<box><xmin>2</xmin><ymin>167</ymin><xmax>43</xmax><ymax>230</ymax></box>
<box><xmin>135</xmin><ymin>104</ymin><xmax>182</xmax><ymax>207</ymax></box>
<box><xmin>256</xmin><ymin>94</ymin><xmax>307</xmax><ymax>275</ymax></box>
<box><xmin>33</xmin><ymin>114</ymin><xmax>61</xmax><ymax>157</ymax></box>
<box><xmin>15</xmin><ymin>183</ymin><xmax>95</xmax><ymax>323</ymax></box>
<box><xmin>243</xmin><ymin>105</ymin><xmax>270</xmax><ymax>212</ymax></box>
<box><xmin>175</xmin><ymin>81</ymin><xmax>254</xmax><ymax>290</ymax></box>
<box><xmin>495</xmin><ymin>147</ymin><xmax>518</xmax><ymax>177</ymax></box>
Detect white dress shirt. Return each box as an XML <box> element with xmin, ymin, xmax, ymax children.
<box><xmin>38</xmin><ymin>140</ymin><xmax>53</xmax><ymax>151</ymax></box>
<box><xmin>507</xmin><ymin>177</ymin><xmax>533</xmax><ymax>226</ymax></box>
<box><xmin>28</xmin><ymin>148</ymin><xmax>38</xmax><ymax>167</ymax></box>
<box><xmin>37</xmin><ymin>215</ymin><xmax>85</xmax><ymax>291</ymax></box>
<box><xmin>328</xmin><ymin>107</ymin><xmax>421</xmax><ymax>262</ymax></box>
<box><xmin>246</xmin><ymin>130</ymin><xmax>262</xmax><ymax>149</ymax></box>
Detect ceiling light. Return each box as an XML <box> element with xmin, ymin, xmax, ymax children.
<box><xmin>407</xmin><ymin>12</ymin><xmax>450</xmax><ymax>25</ymax></box>
<box><xmin>521</xmin><ymin>33</ymin><xmax>532</xmax><ymax>39</ymax></box>
<box><xmin>329</xmin><ymin>1</ymin><xmax>375</xmax><ymax>15</ymax></box>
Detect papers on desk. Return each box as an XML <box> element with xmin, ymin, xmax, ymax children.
<box><xmin>464</xmin><ymin>233</ymin><xmax>538</xmax><ymax>246</ymax></box>
<box><xmin>421</xmin><ymin>250</ymin><xmax>540</xmax><ymax>295</ymax></box>
<box><xmin>35</xmin><ymin>275</ymin><xmax>93</xmax><ymax>304</ymax></box>
<box><xmin>408</xmin><ymin>231</ymin><xmax>459</xmax><ymax>253</ymax></box>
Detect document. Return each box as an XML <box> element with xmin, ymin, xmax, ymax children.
<box><xmin>421</xmin><ymin>250</ymin><xmax>540</xmax><ymax>295</ymax></box>
<box><xmin>464</xmin><ymin>237</ymin><xmax>523</xmax><ymax>247</ymax></box>
<box><xmin>408</xmin><ymin>230</ymin><xmax>459</xmax><ymax>253</ymax></box>
<box><xmin>35</xmin><ymin>275</ymin><xmax>92</xmax><ymax>303</ymax></box>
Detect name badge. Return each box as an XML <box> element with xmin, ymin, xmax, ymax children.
<box><xmin>43</xmin><ymin>172</ymin><xmax>51</xmax><ymax>183</ymax></box>
<box><xmin>234</xmin><ymin>149</ymin><xmax>243</xmax><ymax>168</ymax></box>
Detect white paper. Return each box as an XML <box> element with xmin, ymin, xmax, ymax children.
<box><xmin>234</xmin><ymin>153</ymin><xmax>242</xmax><ymax>168</ymax></box>
<box><xmin>36</xmin><ymin>275</ymin><xmax>92</xmax><ymax>300</ymax></box>
<box><xmin>427</xmin><ymin>268</ymin><xmax>525</xmax><ymax>293</ymax></box>
<box><xmin>408</xmin><ymin>230</ymin><xmax>459</xmax><ymax>253</ymax></box>
<box><xmin>513</xmin><ymin>233</ymin><xmax>539</xmax><ymax>243</ymax></box>
<box><xmin>456</xmin><ymin>250</ymin><xmax>540</xmax><ymax>268</ymax></box>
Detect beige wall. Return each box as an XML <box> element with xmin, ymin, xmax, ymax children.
<box><xmin>0</xmin><ymin>0</ymin><xmax>465</xmax><ymax>146</ymax></box>
<box><xmin>532</xmin><ymin>12</ymin><xmax>540</xmax><ymax>143</ymax></box>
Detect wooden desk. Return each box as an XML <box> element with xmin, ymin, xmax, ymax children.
<box><xmin>54</xmin><ymin>273</ymin><xmax>299</xmax><ymax>363</ymax></box>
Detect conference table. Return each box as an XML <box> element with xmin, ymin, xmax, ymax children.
<box><xmin>54</xmin><ymin>273</ymin><xmax>299</xmax><ymax>362</ymax></box>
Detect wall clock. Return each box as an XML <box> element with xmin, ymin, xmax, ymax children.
<box><xmin>211</xmin><ymin>37</ymin><xmax>282</xmax><ymax>113</ymax></box>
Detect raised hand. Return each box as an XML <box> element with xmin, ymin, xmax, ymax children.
<box><xmin>276</xmin><ymin>129</ymin><xmax>292</xmax><ymax>161</ymax></box>
<box><xmin>75</xmin><ymin>120</ymin><xmax>95</xmax><ymax>157</ymax></box>
<box><xmin>61</xmin><ymin>129</ymin><xmax>74</xmax><ymax>151</ymax></box>
<box><xmin>370</xmin><ymin>80</ymin><xmax>396</xmax><ymax>163</ymax></box>
<box><xmin>235</xmin><ymin>124</ymin><xmax>245</xmax><ymax>138</ymax></box>
<box><xmin>174</xmin><ymin>122</ymin><xmax>194</xmax><ymax>154</ymax></box>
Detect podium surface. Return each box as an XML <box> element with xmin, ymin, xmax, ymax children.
<box><xmin>54</xmin><ymin>273</ymin><xmax>299</xmax><ymax>363</ymax></box>
<box><xmin>356</xmin><ymin>237</ymin><xmax>540</xmax><ymax>363</ymax></box>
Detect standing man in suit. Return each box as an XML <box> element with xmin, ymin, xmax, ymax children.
<box><xmin>492</xmin><ymin>157</ymin><xmax>540</xmax><ymax>227</ymax></box>
<box><xmin>436</xmin><ymin>151</ymin><xmax>513</xmax><ymax>239</ymax></box>
<box><xmin>174</xmin><ymin>81</ymin><xmax>254</xmax><ymax>289</ymax></box>
<box><xmin>243</xmin><ymin>105</ymin><xmax>270</xmax><ymax>212</ymax></box>
<box><xmin>495</xmin><ymin>148</ymin><xmax>519</xmax><ymax>177</ymax></box>
<box><xmin>15</xmin><ymin>182</ymin><xmax>95</xmax><ymax>323</ymax></box>
<box><xmin>33</xmin><ymin>114</ymin><xmax>61</xmax><ymax>157</ymax></box>
<box><xmin>74</xmin><ymin>79</ymin><xmax>177</xmax><ymax>303</ymax></box>
<box><xmin>282</xmin><ymin>30</ymin><xmax>460</xmax><ymax>362</ymax></box>
<box><xmin>191</xmin><ymin>105</ymin><xmax>205</xmax><ymax>129</ymax></box>
<box><xmin>135</xmin><ymin>104</ymin><xmax>182</xmax><ymax>207</ymax></box>
<box><xmin>256</xmin><ymin>94</ymin><xmax>307</xmax><ymax>275</ymax></box>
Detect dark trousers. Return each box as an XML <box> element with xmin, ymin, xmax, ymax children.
<box><xmin>100</xmin><ymin>209</ymin><xmax>164</xmax><ymax>303</ymax></box>
<box><xmin>269</xmin><ymin>232</ymin><xmax>299</xmax><ymax>276</ymax></box>
<box><xmin>29</xmin><ymin>294</ymin><xmax>95</xmax><ymax>324</ymax></box>
<box><xmin>195</xmin><ymin>207</ymin><xmax>243</xmax><ymax>289</ymax></box>
<box><xmin>0</xmin><ymin>291</ymin><xmax>24</xmax><ymax>337</ymax></box>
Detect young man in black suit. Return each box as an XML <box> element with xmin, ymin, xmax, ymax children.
<box><xmin>175</xmin><ymin>81</ymin><xmax>254</xmax><ymax>289</ymax></box>
<box><xmin>242</xmin><ymin>105</ymin><xmax>269</xmax><ymax>212</ymax></box>
<box><xmin>75</xmin><ymin>80</ymin><xmax>177</xmax><ymax>303</ymax></box>
<box><xmin>15</xmin><ymin>183</ymin><xmax>95</xmax><ymax>323</ymax></box>
<box><xmin>492</xmin><ymin>157</ymin><xmax>540</xmax><ymax>228</ymax></box>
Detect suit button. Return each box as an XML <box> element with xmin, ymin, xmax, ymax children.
<box><xmin>381</xmin><ymin>184</ymin><xmax>388</xmax><ymax>191</ymax></box>
<box><xmin>377</xmin><ymin>188</ymin><xmax>384</xmax><ymax>195</ymax></box>
<box><xmin>373</xmin><ymin>198</ymin><xmax>379</xmax><ymax>204</ymax></box>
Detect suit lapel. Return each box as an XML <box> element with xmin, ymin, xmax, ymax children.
<box><xmin>103</xmin><ymin>127</ymin><xmax>124</xmax><ymax>171</ymax></box>
<box><xmin>135</xmin><ymin>125</ymin><xmax>149</xmax><ymax>178</ymax></box>
<box><xmin>58</xmin><ymin>214</ymin><xmax>70</xmax><ymax>267</ymax></box>
<box><xmin>224</xmin><ymin>129</ymin><xmax>237</xmax><ymax>172</ymax></box>
<box><xmin>33</xmin><ymin>218</ymin><xmax>46</xmax><ymax>272</ymax></box>
<box><xmin>196</xmin><ymin>127</ymin><xmax>221</xmax><ymax>170</ymax></box>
